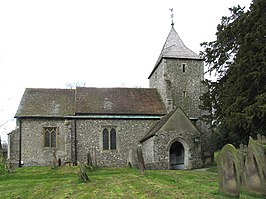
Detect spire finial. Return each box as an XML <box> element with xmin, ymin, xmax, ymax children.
<box><xmin>169</xmin><ymin>8</ymin><xmax>174</xmax><ymax>27</ymax></box>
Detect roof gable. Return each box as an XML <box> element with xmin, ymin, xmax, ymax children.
<box><xmin>15</xmin><ymin>88</ymin><xmax>75</xmax><ymax>117</ymax></box>
<box><xmin>141</xmin><ymin>107</ymin><xmax>200</xmax><ymax>142</ymax></box>
<box><xmin>75</xmin><ymin>87</ymin><xmax>166</xmax><ymax>115</ymax></box>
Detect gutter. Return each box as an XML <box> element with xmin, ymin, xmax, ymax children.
<box><xmin>66</xmin><ymin>115</ymin><xmax>163</xmax><ymax>119</ymax></box>
<box><xmin>15</xmin><ymin>115</ymin><xmax>163</xmax><ymax>120</ymax></box>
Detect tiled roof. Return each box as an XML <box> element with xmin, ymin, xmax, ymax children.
<box><xmin>75</xmin><ymin>87</ymin><xmax>166</xmax><ymax>115</ymax></box>
<box><xmin>15</xmin><ymin>87</ymin><xmax>166</xmax><ymax>117</ymax></box>
<box><xmin>140</xmin><ymin>107</ymin><xmax>200</xmax><ymax>142</ymax></box>
<box><xmin>149</xmin><ymin>27</ymin><xmax>202</xmax><ymax>78</ymax></box>
<box><xmin>15</xmin><ymin>88</ymin><xmax>75</xmax><ymax>117</ymax></box>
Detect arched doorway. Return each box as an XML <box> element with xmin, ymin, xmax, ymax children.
<box><xmin>169</xmin><ymin>141</ymin><xmax>185</xmax><ymax>169</ymax></box>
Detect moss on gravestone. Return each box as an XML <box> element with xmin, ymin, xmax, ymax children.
<box><xmin>217</xmin><ymin>144</ymin><xmax>240</xmax><ymax>196</ymax></box>
<box><xmin>242</xmin><ymin>137</ymin><xmax>266</xmax><ymax>195</ymax></box>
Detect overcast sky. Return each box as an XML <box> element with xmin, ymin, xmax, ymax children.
<box><xmin>0</xmin><ymin>0</ymin><xmax>252</xmax><ymax>142</ymax></box>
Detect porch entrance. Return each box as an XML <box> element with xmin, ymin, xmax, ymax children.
<box><xmin>169</xmin><ymin>141</ymin><xmax>185</xmax><ymax>169</ymax></box>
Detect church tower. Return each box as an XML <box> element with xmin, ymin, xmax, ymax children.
<box><xmin>148</xmin><ymin>25</ymin><xmax>204</xmax><ymax>121</ymax></box>
<box><xmin>148</xmin><ymin>24</ymin><xmax>213</xmax><ymax>164</ymax></box>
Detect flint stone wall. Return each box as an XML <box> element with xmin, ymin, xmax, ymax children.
<box><xmin>11</xmin><ymin>118</ymin><xmax>157</xmax><ymax>167</ymax></box>
<box><xmin>149</xmin><ymin>58</ymin><xmax>204</xmax><ymax>119</ymax></box>
<box><xmin>76</xmin><ymin>119</ymin><xmax>156</xmax><ymax>167</ymax></box>
<box><xmin>7</xmin><ymin>129</ymin><xmax>20</xmax><ymax>166</ymax></box>
<box><xmin>17</xmin><ymin>118</ymin><xmax>71</xmax><ymax>166</ymax></box>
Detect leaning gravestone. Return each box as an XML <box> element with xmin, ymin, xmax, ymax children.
<box><xmin>137</xmin><ymin>146</ymin><xmax>145</xmax><ymax>175</ymax></box>
<box><xmin>217</xmin><ymin>144</ymin><xmax>240</xmax><ymax>196</ymax></box>
<box><xmin>77</xmin><ymin>161</ymin><xmax>89</xmax><ymax>183</ymax></box>
<box><xmin>242</xmin><ymin>137</ymin><xmax>266</xmax><ymax>194</ymax></box>
<box><xmin>5</xmin><ymin>159</ymin><xmax>15</xmax><ymax>173</ymax></box>
<box><xmin>218</xmin><ymin>135</ymin><xmax>266</xmax><ymax>196</ymax></box>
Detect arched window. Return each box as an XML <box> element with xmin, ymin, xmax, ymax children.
<box><xmin>43</xmin><ymin>127</ymin><xmax>57</xmax><ymax>147</ymax></box>
<box><xmin>44</xmin><ymin>131</ymin><xmax>50</xmax><ymax>147</ymax></box>
<box><xmin>110</xmin><ymin>128</ymin><xmax>116</xmax><ymax>150</ymax></box>
<box><xmin>102</xmin><ymin>127</ymin><xmax>117</xmax><ymax>150</ymax></box>
<box><xmin>51</xmin><ymin>130</ymin><xmax>56</xmax><ymax>147</ymax></box>
<box><xmin>103</xmin><ymin>128</ymin><xmax>109</xmax><ymax>150</ymax></box>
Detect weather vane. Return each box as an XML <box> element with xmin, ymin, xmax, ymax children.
<box><xmin>169</xmin><ymin>8</ymin><xmax>174</xmax><ymax>27</ymax></box>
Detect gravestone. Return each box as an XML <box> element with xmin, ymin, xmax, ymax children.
<box><xmin>217</xmin><ymin>144</ymin><xmax>240</xmax><ymax>196</ymax></box>
<box><xmin>242</xmin><ymin>137</ymin><xmax>266</xmax><ymax>194</ymax></box>
<box><xmin>77</xmin><ymin>161</ymin><xmax>89</xmax><ymax>183</ymax></box>
<box><xmin>218</xmin><ymin>135</ymin><xmax>266</xmax><ymax>196</ymax></box>
<box><xmin>127</xmin><ymin>150</ymin><xmax>133</xmax><ymax>167</ymax></box>
<box><xmin>137</xmin><ymin>146</ymin><xmax>145</xmax><ymax>175</ymax></box>
<box><xmin>262</xmin><ymin>135</ymin><xmax>266</xmax><ymax>144</ymax></box>
<box><xmin>51</xmin><ymin>151</ymin><xmax>58</xmax><ymax>169</ymax></box>
<box><xmin>5</xmin><ymin>159</ymin><xmax>15</xmax><ymax>173</ymax></box>
<box><xmin>86</xmin><ymin>152</ymin><xmax>93</xmax><ymax>167</ymax></box>
<box><xmin>92</xmin><ymin>148</ymin><xmax>97</xmax><ymax>167</ymax></box>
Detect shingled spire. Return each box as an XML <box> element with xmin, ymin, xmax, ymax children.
<box><xmin>159</xmin><ymin>27</ymin><xmax>201</xmax><ymax>60</ymax></box>
<box><xmin>149</xmin><ymin>26</ymin><xmax>202</xmax><ymax>78</ymax></box>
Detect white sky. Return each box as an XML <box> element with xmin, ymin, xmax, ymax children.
<box><xmin>0</xmin><ymin>0</ymin><xmax>252</xmax><ymax>142</ymax></box>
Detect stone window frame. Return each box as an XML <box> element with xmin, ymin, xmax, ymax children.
<box><xmin>101</xmin><ymin>125</ymin><xmax>118</xmax><ymax>151</ymax></box>
<box><xmin>42</xmin><ymin>127</ymin><xmax>58</xmax><ymax>148</ymax></box>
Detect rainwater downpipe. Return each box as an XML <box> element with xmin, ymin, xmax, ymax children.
<box><xmin>74</xmin><ymin>119</ymin><xmax>77</xmax><ymax>166</ymax></box>
<box><xmin>19</xmin><ymin>119</ymin><xmax>22</xmax><ymax>167</ymax></box>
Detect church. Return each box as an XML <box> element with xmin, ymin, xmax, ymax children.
<box><xmin>8</xmin><ymin>24</ymin><xmax>213</xmax><ymax>169</ymax></box>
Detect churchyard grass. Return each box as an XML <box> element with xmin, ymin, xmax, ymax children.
<box><xmin>0</xmin><ymin>163</ymin><xmax>264</xmax><ymax>199</ymax></box>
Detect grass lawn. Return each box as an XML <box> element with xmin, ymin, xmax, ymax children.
<box><xmin>0</xmin><ymin>164</ymin><xmax>264</xmax><ymax>199</ymax></box>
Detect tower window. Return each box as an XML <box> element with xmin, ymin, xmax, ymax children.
<box><xmin>183</xmin><ymin>91</ymin><xmax>187</xmax><ymax>98</ymax></box>
<box><xmin>182</xmin><ymin>63</ymin><xmax>187</xmax><ymax>73</ymax></box>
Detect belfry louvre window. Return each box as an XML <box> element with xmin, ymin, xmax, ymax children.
<box><xmin>43</xmin><ymin>127</ymin><xmax>57</xmax><ymax>147</ymax></box>
<box><xmin>103</xmin><ymin>127</ymin><xmax>117</xmax><ymax>150</ymax></box>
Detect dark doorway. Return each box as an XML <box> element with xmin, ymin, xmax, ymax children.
<box><xmin>170</xmin><ymin>141</ymin><xmax>185</xmax><ymax>169</ymax></box>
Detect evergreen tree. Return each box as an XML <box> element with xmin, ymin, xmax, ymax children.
<box><xmin>200</xmin><ymin>0</ymin><xmax>266</xmax><ymax>147</ymax></box>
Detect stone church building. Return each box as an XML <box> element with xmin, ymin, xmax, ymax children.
<box><xmin>8</xmin><ymin>25</ymin><xmax>213</xmax><ymax>169</ymax></box>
